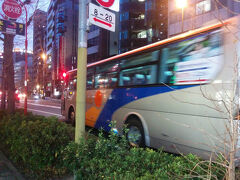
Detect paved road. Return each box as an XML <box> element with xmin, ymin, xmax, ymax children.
<box><xmin>17</xmin><ymin>98</ymin><xmax>63</xmax><ymax>118</ymax></box>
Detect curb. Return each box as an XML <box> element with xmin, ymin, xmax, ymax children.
<box><xmin>0</xmin><ymin>151</ymin><xmax>25</xmax><ymax>180</ymax></box>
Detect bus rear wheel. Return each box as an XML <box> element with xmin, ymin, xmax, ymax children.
<box><xmin>68</xmin><ymin>107</ymin><xmax>75</xmax><ymax>126</ymax></box>
<box><xmin>126</xmin><ymin>118</ymin><xmax>145</xmax><ymax>147</ymax></box>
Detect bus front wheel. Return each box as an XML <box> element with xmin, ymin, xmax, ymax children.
<box><xmin>126</xmin><ymin>118</ymin><xmax>145</xmax><ymax>147</ymax></box>
<box><xmin>68</xmin><ymin>107</ymin><xmax>75</xmax><ymax>126</ymax></box>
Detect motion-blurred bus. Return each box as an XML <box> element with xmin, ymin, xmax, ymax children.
<box><xmin>61</xmin><ymin>17</ymin><xmax>240</xmax><ymax>159</ymax></box>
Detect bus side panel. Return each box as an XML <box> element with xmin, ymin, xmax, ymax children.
<box><xmin>94</xmin><ymin>85</ymin><xmax>196</xmax><ymax>131</ymax></box>
<box><xmin>85</xmin><ymin>89</ymin><xmax>114</xmax><ymax>128</ymax></box>
<box><xmin>112</xmin><ymin>85</ymin><xmax>231</xmax><ymax>158</ymax></box>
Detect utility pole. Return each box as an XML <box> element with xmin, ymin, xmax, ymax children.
<box><xmin>75</xmin><ymin>0</ymin><xmax>87</xmax><ymax>143</ymax></box>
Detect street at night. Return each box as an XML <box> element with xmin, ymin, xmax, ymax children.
<box><xmin>16</xmin><ymin>98</ymin><xmax>62</xmax><ymax>118</ymax></box>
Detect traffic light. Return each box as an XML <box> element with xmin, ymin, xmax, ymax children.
<box><xmin>63</xmin><ymin>72</ymin><xmax>66</xmax><ymax>78</ymax></box>
<box><xmin>60</xmin><ymin>71</ymin><xmax>67</xmax><ymax>80</ymax></box>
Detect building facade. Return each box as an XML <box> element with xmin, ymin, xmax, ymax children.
<box><xmin>168</xmin><ymin>0</ymin><xmax>240</xmax><ymax>36</ymax></box>
<box><xmin>45</xmin><ymin>0</ymin><xmax>118</xmax><ymax>97</ymax></box>
<box><xmin>46</xmin><ymin>0</ymin><xmax>79</xmax><ymax>97</ymax></box>
<box><xmin>33</xmin><ymin>9</ymin><xmax>47</xmax><ymax>95</ymax></box>
<box><xmin>0</xmin><ymin>50</ymin><xmax>33</xmax><ymax>93</ymax></box>
<box><xmin>13</xmin><ymin>49</ymin><xmax>33</xmax><ymax>93</ymax></box>
<box><xmin>145</xmin><ymin>0</ymin><xmax>168</xmax><ymax>43</ymax></box>
<box><xmin>119</xmin><ymin>0</ymin><xmax>168</xmax><ymax>53</ymax></box>
<box><xmin>119</xmin><ymin>0</ymin><xmax>146</xmax><ymax>53</ymax></box>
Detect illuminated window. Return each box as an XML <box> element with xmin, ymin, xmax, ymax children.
<box><xmin>196</xmin><ymin>0</ymin><xmax>211</xmax><ymax>15</ymax></box>
<box><xmin>137</xmin><ymin>31</ymin><xmax>147</xmax><ymax>38</ymax></box>
<box><xmin>139</xmin><ymin>14</ymin><xmax>145</xmax><ymax>20</ymax></box>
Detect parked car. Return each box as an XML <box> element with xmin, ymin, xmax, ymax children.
<box><xmin>32</xmin><ymin>93</ymin><xmax>40</xmax><ymax>100</ymax></box>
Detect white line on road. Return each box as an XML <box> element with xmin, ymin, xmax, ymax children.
<box><xmin>28</xmin><ymin>108</ymin><xmax>62</xmax><ymax>117</ymax></box>
<box><xmin>27</xmin><ymin>102</ymin><xmax>61</xmax><ymax>109</ymax></box>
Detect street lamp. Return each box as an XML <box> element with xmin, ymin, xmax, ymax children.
<box><xmin>41</xmin><ymin>53</ymin><xmax>47</xmax><ymax>61</ymax></box>
<box><xmin>41</xmin><ymin>53</ymin><xmax>47</xmax><ymax>98</ymax></box>
<box><xmin>176</xmin><ymin>0</ymin><xmax>187</xmax><ymax>33</ymax></box>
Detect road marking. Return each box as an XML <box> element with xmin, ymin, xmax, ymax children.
<box><xmin>28</xmin><ymin>108</ymin><xmax>62</xmax><ymax>117</ymax></box>
<box><xmin>27</xmin><ymin>102</ymin><xmax>61</xmax><ymax>109</ymax></box>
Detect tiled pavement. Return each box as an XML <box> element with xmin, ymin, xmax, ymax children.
<box><xmin>0</xmin><ymin>151</ymin><xmax>25</xmax><ymax>180</ymax></box>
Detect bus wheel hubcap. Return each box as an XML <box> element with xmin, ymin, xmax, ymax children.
<box><xmin>127</xmin><ymin>126</ymin><xmax>142</xmax><ymax>146</ymax></box>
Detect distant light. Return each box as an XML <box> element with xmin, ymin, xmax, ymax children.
<box><xmin>41</xmin><ymin>53</ymin><xmax>47</xmax><ymax>60</ymax></box>
<box><xmin>54</xmin><ymin>90</ymin><xmax>60</xmax><ymax>96</ymax></box>
<box><xmin>19</xmin><ymin>93</ymin><xmax>26</xmax><ymax>98</ymax></box>
<box><xmin>63</xmin><ymin>72</ymin><xmax>67</xmax><ymax>78</ymax></box>
<box><xmin>176</xmin><ymin>0</ymin><xmax>187</xmax><ymax>9</ymax></box>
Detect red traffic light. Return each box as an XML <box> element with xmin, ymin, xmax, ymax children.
<box><xmin>63</xmin><ymin>72</ymin><xmax>67</xmax><ymax>78</ymax></box>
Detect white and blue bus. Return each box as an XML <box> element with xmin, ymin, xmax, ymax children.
<box><xmin>61</xmin><ymin>17</ymin><xmax>240</xmax><ymax>159</ymax></box>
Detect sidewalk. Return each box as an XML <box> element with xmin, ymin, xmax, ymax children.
<box><xmin>0</xmin><ymin>151</ymin><xmax>74</xmax><ymax>180</ymax></box>
<box><xmin>0</xmin><ymin>151</ymin><xmax>25</xmax><ymax>180</ymax></box>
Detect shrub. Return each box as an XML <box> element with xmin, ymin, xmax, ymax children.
<box><xmin>0</xmin><ymin>112</ymin><xmax>226</xmax><ymax>179</ymax></box>
<box><xmin>62</xmin><ymin>130</ymin><xmax>225</xmax><ymax>180</ymax></box>
<box><xmin>0</xmin><ymin>112</ymin><xmax>74</xmax><ymax>179</ymax></box>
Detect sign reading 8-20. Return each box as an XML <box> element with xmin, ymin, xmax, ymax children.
<box><xmin>94</xmin><ymin>8</ymin><xmax>113</xmax><ymax>22</ymax></box>
<box><xmin>89</xmin><ymin>3</ymin><xmax>115</xmax><ymax>32</ymax></box>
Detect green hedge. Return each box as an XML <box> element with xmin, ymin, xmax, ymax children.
<box><xmin>0</xmin><ymin>111</ymin><xmax>74</xmax><ymax>179</ymax></box>
<box><xmin>0</xmin><ymin>111</ymin><xmax>226</xmax><ymax>179</ymax></box>
<box><xmin>62</xmin><ymin>131</ymin><xmax>225</xmax><ymax>179</ymax></box>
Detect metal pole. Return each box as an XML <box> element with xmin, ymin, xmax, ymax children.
<box><xmin>75</xmin><ymin>0</ymin><xmax>87</xmax><ymax>143</ymax></box>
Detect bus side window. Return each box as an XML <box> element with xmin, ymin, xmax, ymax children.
<box><xmin>106</xmin><ymin>72</ymin><xmax>118</xmax><ymax>88</ymax></box>
<box><xmin>119</xmin><ymin>65</ymin><xmax>157</xmax><ymax>86</ymax></box>
<box><xmin>87</xmin><ymin>76</ymin><xmax>94</xmax><ymax>89</ymax></box>
<box><xmin>160</xmin><ymin>47</ymin><xmax>179</xmax><ymax>84</ymax></box>
<box><xmin>121</xmin><ymin>51</ymin><xmax>159</xmax><ymax>68</ymax></box>
<box><xmin>119</xmin><ymin>73</ymin><xmax>130</xmax><ymax>86</ymax></box>
<box><xmin>95</xmin><ymin>74</ymin><xmax>107</xmax><ymax>89</ymax></box>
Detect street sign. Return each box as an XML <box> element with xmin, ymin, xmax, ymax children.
<box><xmin>0</xmin><ymin>19</ymin><xmax>25</xmax><ymax>36</ymax></box>
<box><xmin>2</xmin><ymin>0</ymin><xmax>22</xmax><ymax>19</ymax></box>
<box><xmin>89</xmin><ymin>3</ymin><xmax>115</xmax><ymax>32</ymax></box>
<box><xmin>96</xmin><ymin>0</ymin><xmax>119</xmax><ymax>12</ymax></box>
